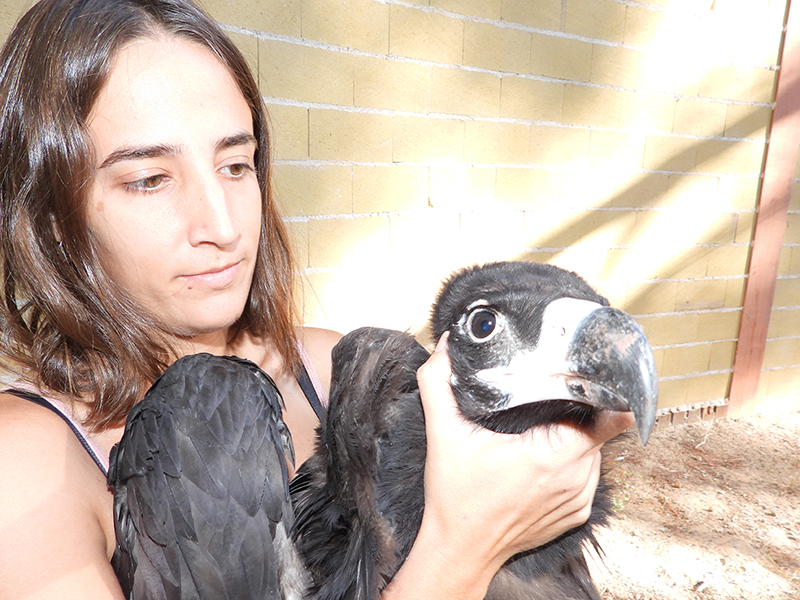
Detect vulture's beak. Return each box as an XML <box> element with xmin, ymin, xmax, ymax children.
<box><xmin>476</xmin><ymin>298</ymin><xmax>658</xmax><ymax>445</ymax></box>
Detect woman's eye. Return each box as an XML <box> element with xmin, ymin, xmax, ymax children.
<box><xmin>224</xmin><ymin>163</ymin><xmax>254</xmax><ymax>177</ymax></box>
<box><xmin>467</xmin><ymin>308</ymin><xmax>500</xmax><ymax>341</ymax></box>
<box><xmin>124</xmin><ymin>174</ymin><xmax>166</xmax><ymax>193</ymax></box>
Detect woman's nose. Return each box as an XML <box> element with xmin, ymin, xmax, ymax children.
<box><xmin>186</xmin><ymin>171</ymin><xmax>241</xmax><ymax>248</ymax></box>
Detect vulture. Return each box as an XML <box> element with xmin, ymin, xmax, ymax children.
<box><xmin>108</xmin><ymin>260</ymin><xmax>657</xmax><ymax>600</ymax></box>
<box><xmin>290</xmin><ymin>261</ymin><xmax>658</xmax><ymax>600</ymax></box>
<box><xmin>107</xmin><ymin>354</ymin><xmax>307</xmax><ymax>600</ymax></box>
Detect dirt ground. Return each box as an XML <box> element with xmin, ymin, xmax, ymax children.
<box><xmin>588</xmin><ymin>411</ymin><xmax>800</xmax><ymax>600</ymax></box>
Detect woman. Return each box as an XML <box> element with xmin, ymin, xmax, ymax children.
<box><xmin>0</xmin><ymin>0</ymin><xmax>633</xmax><ymax>598</ymax></box>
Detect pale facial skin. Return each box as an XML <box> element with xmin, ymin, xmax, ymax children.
<box><xmin>86</xmin><ymin>34</ymin><xmax>262</xmax><ymax>343</ymax></box>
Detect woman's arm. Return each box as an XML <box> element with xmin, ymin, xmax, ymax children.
<box><xmin>0</xmin><ymin>395</ymin><xmax>124</xmax><ymax>600</ymax></box>
<box><xmin>383</xmin><ymin>335</ymin><xmax>635</xmax><ymax>599</ymax></box>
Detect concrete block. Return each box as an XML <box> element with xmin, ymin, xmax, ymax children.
<box><xmin>564</xmin><ymin>0</ymin><xmax>626</xmax><ymax>44</ymax></box>
<box><xmin>673</xmin><ymin>98</ymin><xmax>728</xmax><ymax>138</ymax></box>
<box><xmin>778</xmin><ymin>247</ymin><xmax>793</xmax><ymax>277</ymax></box>
<box><xmin>390</xmin><ymin>4</ymin><xmax>464</xmax><ymax>65</ymax></box>
<box><xmin>463</xmin><ymin>20</ymin><xmax>531</xmax><ymax>74</ymax></box>
<box><xmin>784</xmin><ymin>213</ymin><xmax>800</xmax><ymax>244</ymax></box>
<box><xmin>701</xmin><ymin>213</ymin><xmax>739</xmax><ymax>245</ymax></box>
<box><xmin>773</xmin><ymin>277</ymin><xmax>800</xmax><ymax>309</ymax></box>
<box><xmin>530</xmin><ymin>34</ymin><xmax>592</xmax><ymax>81</ymax></box>
<box><xmin>724</xmin><ymin>104</ymin><xmax>772</xmax><ymax>140</ymax></box>
<box><xmin>699</xmin><ymin>65</ymin><xmax>776</xmax><ymax>104</ymax></box>
<box><xmin>643</xmin><ymin>135</ymin><xmax>697</xmax><ymax>173</ymax></box>
<box><xmin>205</xmin><ymin>0</ymin><xmax>301</xmax><ymax>36</ymax></box>
<box><xmin>309</xmin><ymin>109</ymin><xmax>393</xmax><ymax>162</ymax></box>
<box><xmin>308</xmin><ymin>215</ymin><xmax>391</xmax><ymax>269</ymax></box>
<box><xmin>656</xmin><ymin>378</ymin><xmax>689</xmax><ymax>411</ymax></box>
<box><xmin>589</xmin><ymin>130</ymin><xmax>646</xmax><ymax>169</ymax></box>
<box><xmin>273</xmin><ymin>164</ymin><xmax>352</xmax><ymax>217</ymax></box>
<box><xmin>764</xmin><ymin>366</ymin><xmax>800</xmax><ymax>398</ymax></box>
<box><xmin>352</xmin><ymin>165</ymin><xmax>429</xmax><ymax>213</ymax></box>
<box><xmin>695</xmin><ymin>310</ymin><xmax>742</xmax><ymax>343</ymax></box>
<box><xmin>623</xmin><ymin>3</ymin><xmax>668</xmax><ymax>47</ymax></box>
<box><xmin>636</xmin><ymin>313</ymin><xmax>700</xmax><ymax>347</ymax></box>
<box><xmin>355</xmin><ymin>56</ymin><xmax>431</xmax><ymax>113</ymax></box>
<box><xmin>590</xmin><ymin>45</ymin><xmax>648</xmax><ymax>89</ymax></box>
<box><xmin>530</xmin><ymin>125</ymin><xmax>591</xmax><ymax>166</ymax></box>
<box><xmin>284</xmin><ymin>220</ymin><xmax>308</xmax><ymax>268</ymax></box>
<box><xmin>500</xmin><ymin>76</ymin><xmax>564</xmax><ymax>123</ymax></box>
<box><xmin>464</xmin><ymin>120</ymin><xmax>530</xmax><ymax>164</ymax></box>
<box><xmin>705</xmin><ymin>245</ymin><xmax>750</xmax><ymax>278</ymax></box>
<box><xmin>708</xmin><ymin>340</ymin><xmax>737</xmax><ymax>372</ymax></box>
<box><xmin>767</xmin><ymin>307</ymin><xmax>800</xmax><ymax>338</ymax></box>
<box><xmin>296</xmin><ymin>271</ymin><xmax>334</xmax><ymax>325</ymax></box>
<box><xmin>695</xmin><ymin>139</ymin><xmax>766</xmax><ymax>176</ymax></box>
<box><xmin>675</xmin><ymin>279</ymin><xmax>729</xmax><ymax>312</ymax></box>
<box><xmin>717</xmin><ymin>176</ymin><xmax>759</xmax><ymax>212</ymax></box>
<box><xmin>266</xmin><ymin>103</ymin><xmax>309</xmax><ymax>161</ymax></box>
<box><xmin>259</xmin><ymin>39</ymin><xmax>354</xmax><ymax>105</ymax></box>
<box><xmin>496</xmin><ymin>168</ymin><xmax>564</xmax><ymax>211</ymax></box>
<box><xmin>684</xmin><ymin>373</ymin><xmax>731</xmax><ymax>405</ymax></box>
<box><xmin>611</xmin><ymin>173</ymin><xmax>669</xmax><ymax>208</ymax></box>
<box><xmin>392</xmin><ymin>115</ymin><xmax>465</xmax><ymax>163</ymax></box>
<box><xmin>620</xmin><ymin>91</ymin><xmax>676</xmax><ymax>134</ymax></box>
<box><xmin>429</xmin><ymin>67</ymin><xmax>502</xmax><ymax>118</ymax></box>
<box><xmin>563</xmin><ymin>85</ymin><xmax>623</xmax><ymax>129</ymax></box>
<box><xmin>429</xmin><ymin>165</ymin><xmax>496</xmax><ymax>212</ymax></box>
<box><xmin>431</xmin><ymin>0</ymin><xmax>501</xmax><ymax>19</ymax></box>
<box><xmin>733</xmin><ymin>211</ymin><xmax>755</xmax><ymax>244</ymax></box>
<box><xmin>724</xmin><ymin>277</ymin><xmax>746</xmax><ymax>309</ymax></box>
<box><xmin>302</xmin><ymin>0</ymin><xmax>389</xmax><ymax>54</ymax></box>
<box><xmin>501</xmin><ymin>0</ymin><xmax>561</xmax><ymax>30</ymax></box>
<box><xmin>624</xmin><ymin>280</ymin><xmax>679</xmax><ymax>315</ymax></box>
<box><xmin>763</xmin><ymin>338</ymin><xmax>800</xmax><ymax>369</ymax></box>
<box><xmin>660</xmin><ymin>344</ymin><xmax>712</xmax><ymax>378</ymax></box>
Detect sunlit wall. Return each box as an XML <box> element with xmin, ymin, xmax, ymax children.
<box><xmin>1</xmin><ymin>0</ymin><xmax>797</xmax><ymax>415</ymax></box>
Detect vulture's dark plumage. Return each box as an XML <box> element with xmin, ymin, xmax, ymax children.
<box><xmin>107</xmin><ymin>354</ymin><xmax>307</xmax><ymax>600</ymax></box>
<box><xmin>108</xmin><ymin>261</ymin><xmax>657</xmax><ymax>600</ymax></box>
<box><xmin>290</xmin><ymin>261</ymin><xmax>658</xmax><ymax>600</ymax></box>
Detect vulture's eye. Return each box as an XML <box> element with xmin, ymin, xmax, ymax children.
<box><xmin>467</xmin><ymin>308</ymin><xmax>501</xmax><ymax>341</ymax></box>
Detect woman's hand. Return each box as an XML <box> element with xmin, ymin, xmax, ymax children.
<box><xmin>382</xmin><ymin>334</ymin><xmax>634</xmax><ymax>599</ymax></box>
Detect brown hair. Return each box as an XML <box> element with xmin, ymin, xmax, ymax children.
<box><xmin>0</xmin><ymin>0</ymin><xmax>300</xmax><ymax>430</ymax></box>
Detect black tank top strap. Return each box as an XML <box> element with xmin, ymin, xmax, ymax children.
<box><xmin>4</xmin><ymin>388</ymin><xmax>109</xmax><ymax>476</ymax></box>
<box><xmin>296</xmin><ymin>363</ymin><xmax>326</xmax><ymax>425</ymax></box>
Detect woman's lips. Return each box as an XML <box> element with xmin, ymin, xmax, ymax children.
<box><xmin>181</xmin><ymin>262</ymin><xmax>240</xmax><ymax>289</ymax></box>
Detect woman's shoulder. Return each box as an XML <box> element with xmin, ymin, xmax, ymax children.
<box><xmin>0</xmin><ymin>390</ymin><xmax>109</xmax><ymax>507</ymax></box>
<box><xmin>294</xmin><ymin>326</ymin><xmax>343</xmax><ymax>388</ymax></box>
<box><xmin>0</xmin><ymin>392</ymin><xmax>120</xmax><ymax>596</ymax></box>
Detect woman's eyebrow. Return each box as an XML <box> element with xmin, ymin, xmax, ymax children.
<box><xmin>217</xmin><ymin>132</ymin><xmax>257</xmax><ymax>151</ymax></box>
<box><xmin>98</xmin><ymin>143</ymin><xmax>182</xmax><ymax>169</ymax></box>
<box><xmin>98</xmin><ymin>134</ymin><xmax>257</xmax><ymax>170</ymax></box>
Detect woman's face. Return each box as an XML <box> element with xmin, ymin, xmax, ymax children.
<box><xmin>86</xmin><ymin>35</ymin><xmax>262</xmax><ymax>338</ymax></box>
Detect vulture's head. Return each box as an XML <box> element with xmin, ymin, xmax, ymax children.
<box><xmin>431</xmin><ymin>262</ymin><xmax>658</xmax><ymax>444</ymax></box>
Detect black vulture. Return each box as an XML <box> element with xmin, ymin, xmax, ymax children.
<box><xmin>290</xmin><ymin>261</ymin><xmax>658</xmax><ymax>600</ymax></box>
<box><xmin>107</xmin><ymin>353</ymin><xmax>307</xmax><ymax>600</ymax></box>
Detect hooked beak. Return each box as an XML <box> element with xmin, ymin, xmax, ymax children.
<box><xmin>565</xmin><ymin>306</ymin><xmax>658</xmax><ymax>444</ymax></box>
<box><xmin>476</xmin><ymin>299</ymin><xmax>658</xmax><ymax>444</ymax></box>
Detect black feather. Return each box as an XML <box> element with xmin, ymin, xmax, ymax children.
<box><xmin>108</xmin><ymin>353</ymin><xmax>307</xmax><ymax>600</ymax></box>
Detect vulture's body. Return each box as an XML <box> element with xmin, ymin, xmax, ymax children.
<box><xmin>291</xmin><ymin>261</ymin><xmax>658</xmax><ymax>600</ymax></box>
<box><xmin>108</xmin><ymin>354</ymin><xmax>307</xmax><ymax>600</ymax></box>
<box><xmin>108</xmin><ymin>261</ymin><xmax>657</xmax><ymax>600</ymax></box>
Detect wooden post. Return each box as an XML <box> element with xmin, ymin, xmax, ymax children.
<box><xmin>727</xmin><ymin>0</ymin><xmax>800</xmax><ymax>418</ymax></box>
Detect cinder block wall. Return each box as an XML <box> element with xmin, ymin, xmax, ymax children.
<box><xmin>1</xmin><ymin>0</ymin><xmax>797</xmax><ymax>417</ymax></box>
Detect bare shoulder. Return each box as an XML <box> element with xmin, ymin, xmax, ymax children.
<box><xmin>295</xmin><ymin>326</ymin><xmax>343</xmax><ymax>393</ymax></box>
<box><xmin>0</xmin><ymin>393</ymin><xmax>123</xmax><ymax>598</ymax></box>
